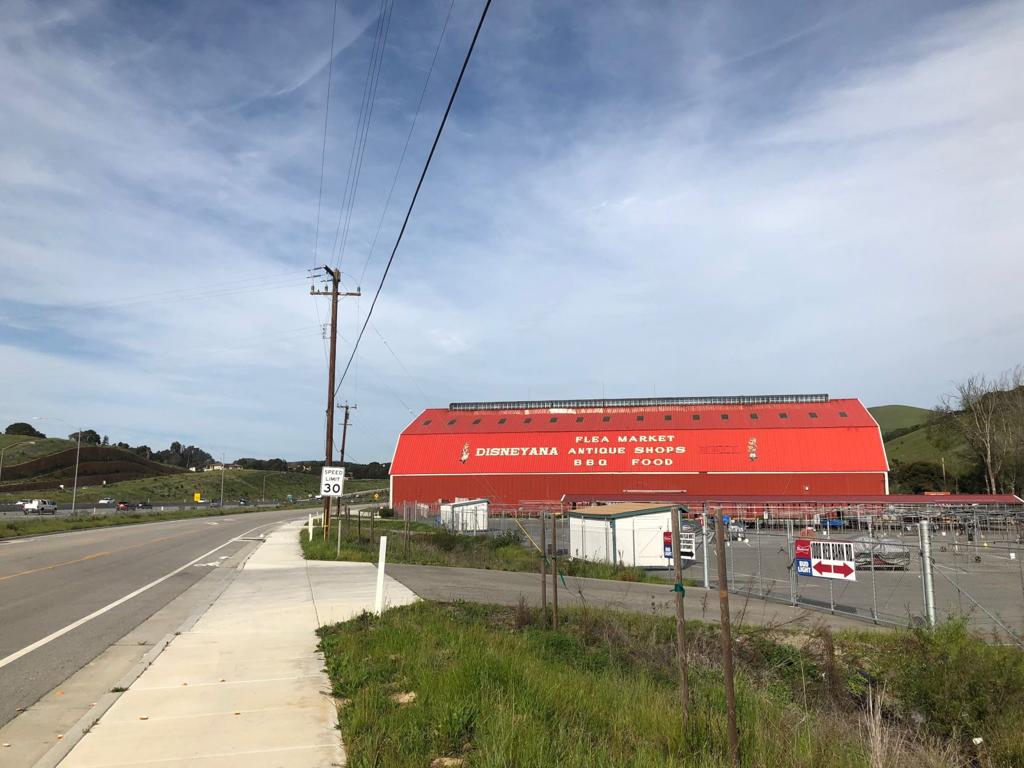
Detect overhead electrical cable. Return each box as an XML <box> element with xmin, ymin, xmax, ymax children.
<box><xmin>311</xmin><ymin>0</ymin><xmax>340</xmax><ymax>266</ymax></box>
<box><xmin>336</xmin><ymin>0</ymin><xmax>492</xmax><ymax>394</ymax></box>
<box><xmin>310</xmin><ymin>0</ymin><xmax>340</xmax><ymax>366</ymax></box>
<box><xmin>358</xmin><ymin>0</ymin><xmax>456</xmax><ymax>287</ymax></box>
<box><xmin>328</xmin><ymin>0</ymin><xmax>394</xmax><ymax>270</ymax></box>
<box><xmin>334</xmin><ymin>0</ymin><xmax>394</xmax><ymax>270</ymax></box>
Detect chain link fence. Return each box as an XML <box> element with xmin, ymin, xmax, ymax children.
<box><xmin>398</xmin><ymin>498</ymin><xmax>1024</xmax><ymax>642</ymax></box>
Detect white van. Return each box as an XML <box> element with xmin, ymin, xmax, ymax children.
<box><xmin>23</xmin><ymin>499</ymin><xmax>57</xmax><ymax>515</ymax></box>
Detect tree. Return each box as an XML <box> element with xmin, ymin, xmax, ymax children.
<box><xmin>102</xmin><ymin>435</ymin><xmax>109</xmax><ymax>446</ymax></box>
<box><xmin>5</xmin><ymin>422</ymin><xmax>45</xmax><ymax>438</ymax></box>
<box><xmin>69</xmin><ymin>429</ymin><xmax>102</xmax><ymax>445</ymax></box>
<box><xmin>939</xmin><ymin>366</ymin><xmax>1024</xmax><ymax>494</ymax></box>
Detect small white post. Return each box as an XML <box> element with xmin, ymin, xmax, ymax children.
<box><xmin>374</xmin><ymin>536</ymin><xmax>388</xmax><ymax>615</ymax></box>
<box><xmin>308</xmin><ymin>513</ymin><xmax>313</xmax><ymax>533</ymax></box>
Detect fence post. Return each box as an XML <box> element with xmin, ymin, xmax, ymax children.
<box><xmin>868</xmin><ymin>517</ymin><xmax>878</xmax><ymax>623</ymax></box>
<box><xmin>702</xmin><ymin>512</ymin><xmax>710</xmax><ymax>590</ymax></box>
<box><xmin>670</xmin><ymin>507</ymin><xmax>690</xmax><ymax>727</ymax></box>
<box><xmin>374</xmin><ymin>535</ymin><xmax>388</xmax><ymax>615</ymax></box>
<box><xmin>920</xmin><ymin>520</ymin><xmax>936</xmax><ymax>627</ymax></box>
<box><xmin>404</xmin><ymin>503</ymin><xmax>411</xmax><ymax>559</ymax></box>
<box><xmin>540</xmin><ymin>511</ymin><xmax>548</xmax><ymax>623</ymax></box>
<box><xmin>551</xmin><ymin>511</ymin><xmax>559</xmax><ymax>630</ymax></box>
<box><xmin>786</xmin><ymin>518</ymin><xmax>797</xmax><ymax>607</ymax></box>
<box><xmin>713</xmin><ymin>512</ymin><xmax>740</xmax><ymax>767</ymax></box>
<box><xmin>755</xmin><ymin>517</ymin><xmax>763</xmax><ymax>597</ymax></box>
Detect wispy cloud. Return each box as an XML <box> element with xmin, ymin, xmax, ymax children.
<box><xmin>2</xmin><ymin>0</ymin><xmax>1022</xmax><ymax>460</ymax></box>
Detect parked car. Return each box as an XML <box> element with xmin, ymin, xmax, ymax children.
<box><xmin>98</xmin><ymin>497</ymin><xmax>115</xmax><ymax>505</ymax></box>
<box><xmin>852</xmin><ymin>536</ymin><xmax>910</xmax><ymax>570</ymax></box>
<box><xmin>116</xmin><ymin>501</ymin><xmax>136</xmax><ymax>511</ymax></box>
<box><xmin>23</xmin><ymin>499</ymin><xmax>57</xmax><ymax>514</ymax></box>
<box><xmin>137</xmin><ymin>501</ymin><xmax>153</xmax><ymax>510</ymax></box>
<box><xmin>238</xmin><ymin>498</ymin><xmax>250</xmax><ymax>506</ymax></box>
<box><xmin>727</xmin><ymin>520</ymin><xmax>746</xmax><ymax>540</ymax></box>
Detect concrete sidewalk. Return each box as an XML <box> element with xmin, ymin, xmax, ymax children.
<box><xmin>55</xmin><ymin>521</ymin><xmax>417</xmax><ymax>768</ymax></box>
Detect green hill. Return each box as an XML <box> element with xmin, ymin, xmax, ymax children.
<box><xmin>883</xmin><ymin>424</ymin><xmax>974</xmax><ymax>475</ymax></box>
<box><xmin>0</xmin><ymin>468</ymin><xmax>386</xmax><ymax>505</ymax></box>
<box><xmin>868</xmin><ymin>404</ymin><xmax>933</xmax><ymax>436</ymax></box>
<box><xmin>0</xmin><ymin>435</ymin><xmax>78</xmax><ymax>464</ymax></box>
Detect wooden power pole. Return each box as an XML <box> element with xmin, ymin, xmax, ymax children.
<box><xmin>310</xmin><ymin>266</ymin><xmax>359</xmax><ymax>540</ymax></box>
<box><xmin>336</xmin><ymin>403</ymin><xmax>356</xmax><ymax>539</ymax></box>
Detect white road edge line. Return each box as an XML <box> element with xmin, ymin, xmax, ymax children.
<box><xmin>0</xmin><ymin>520</ymin><xmax>282</xmax><ymax>671</ymax></box>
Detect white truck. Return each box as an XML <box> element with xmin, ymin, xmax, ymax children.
<box><xmin>23</xmin><ymin>498</ymin><xmax>57</xmax><ymax>515</ymax></box>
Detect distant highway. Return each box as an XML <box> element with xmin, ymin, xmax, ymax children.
<box><xmin>0</xmin><ymin>499</ymin><xmax>290</xmax><ymax>517</ymax></box>
<box><xmin>0</xmin><ymin>507</ymin><xmax>308</xmax><ymax>729</ymax></box>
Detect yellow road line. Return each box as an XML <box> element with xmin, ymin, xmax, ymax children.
<box><xmin>0</xmin><ymin>532</ymin><xmax>198</xmax><ymax>582</ymax></box>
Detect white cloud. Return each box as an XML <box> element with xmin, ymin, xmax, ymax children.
<box><xmin>2</xmin><ymin>0</ymin><xmax>1022</xmax><ymax>461</ymax></box>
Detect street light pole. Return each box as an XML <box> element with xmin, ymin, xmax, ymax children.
<box><xmin>71</xmin><ymin>429</ymin><xmax>82</xmax><ymax>514</ymax></box>
<box><xmin>33</xmin><ymin>417</ymin><xmax>84</xmax><ymax>513</ymax></box>
<box><xmin>220</xmin><ymin>452</ymin><xmax>226</xmax><ymax>507</ymax></box>
<box><xmin>262</xmin><ymin>474</ymin><xmax>267</xmax><ymax>504</ymax></box>
<box><xmin>0</xmin><ymin>439</ymin><xmax>36</xmax><ymax>484</ymax></box>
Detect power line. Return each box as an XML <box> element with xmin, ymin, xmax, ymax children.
<box><xmin>328</xmin><ymin>0</ymin><xmax>394</xmax><ymax>270</ymax></box>
<box><xmin>336</xmin><ymin>0</ymin><xmax>493</xmax><ymax>394</ymax></box>
<box><xmin>371</xmin><ymin>322</ymin><xmax>430</xmax><ymax>405</ymax></box>
<box><xmin>310</xmin><ymin>0</ymin><xmax>341</xmax><ymax>368</ymax></box>
<box><xmin>312</xmin><ymin>0</ymin><xmax>340</xmax><ymax>266</ymax></box>
<box><xmin>357</xmin><ymin>0</ymin><xmax>456</xmax><ymax>287</ymax></box>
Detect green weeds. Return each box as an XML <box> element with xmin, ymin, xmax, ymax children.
<box><xmin>301</xmin><ymin>520</ymin><xmax>656</xmax><ymax>583</ymax></box>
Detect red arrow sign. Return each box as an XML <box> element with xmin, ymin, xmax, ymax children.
<box><xmin>813</xmin><ymin>560</ymin><xmax>853</xmax><ymax>578</ymax></box>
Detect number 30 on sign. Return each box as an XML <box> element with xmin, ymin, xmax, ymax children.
<box><xmin>320</xmin><ymin>466</ymin><xmax>345</xmax><ymax>497</ymax></box>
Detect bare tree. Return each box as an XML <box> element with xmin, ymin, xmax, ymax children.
<box><xmin>940</xmin><ymin>367</ymin><xmax>1024</xmax><ymax>494</ymax></box>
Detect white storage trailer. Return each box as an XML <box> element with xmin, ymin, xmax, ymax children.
<box><xmin>567</xmin><ymin>503</ymin><xmax>699</xmax><ymax>568</ymax></box>
<box><xmin>439</xmin><ymin>498</ymin><xmax>489</xmax><ymax>532</ymax></box>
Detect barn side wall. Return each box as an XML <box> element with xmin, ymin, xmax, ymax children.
<box><xmin>391</xmin><ymin>471</ymin><xmax>887</xmax><ymax>506</ymax></box>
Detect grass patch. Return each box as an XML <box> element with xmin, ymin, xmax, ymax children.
<box><xmin>0</xmin><ymin>503</ymin><xmax>319</xmax><ymax>539</ymax></box>
<box><xmin>319</xmin><ymin>603</ymin><xmax>1024</xmax><ymax>767</ymax></box>
<box><xmin>301</xmin><ymin>520</ymin><xmax>657</xmax><ymax>583</ymax></box>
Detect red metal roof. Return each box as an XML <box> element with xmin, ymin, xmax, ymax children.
<box><xmin>402</xmin><ymin>397</ymin><xmax>876</xmax><ymax>435</ymax></box>
<box><xmin>391</xmin><ymin>397</ymin><xmax>888</xmax><ymax>476</ymax></box>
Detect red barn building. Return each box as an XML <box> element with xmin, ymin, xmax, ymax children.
<box><xmin>389</xmin><ymin>395</ymin><xmax>889</xmax><ymax>506</ymax></box>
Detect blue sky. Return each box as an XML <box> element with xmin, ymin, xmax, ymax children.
<box><xmin>2</xmin><ymin>0</ymin><xmax>1022</xmax><ymax>461</ymax></box>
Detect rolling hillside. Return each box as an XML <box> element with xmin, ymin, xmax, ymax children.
<box><xmin>868</xmin><ymin>404</ymin><xmax>977</xmax><ymax>488</ymax></box>
<box><xmin>868</xmin><ymin>404</ymin><xmax>933</xmax><ymax>436</ymax></box>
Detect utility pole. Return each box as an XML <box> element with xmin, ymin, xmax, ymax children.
<box><xmin>310</xmin><ymin>266</ymin><xmax>360</xmax><ymax>540</ymax></box>
<box><xmin>337</xmin><ymin>403</ymin><xmax>356</xmax><ymax>537</ymax></box>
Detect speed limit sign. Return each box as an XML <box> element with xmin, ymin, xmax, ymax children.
<box><xmin>320</xmin><ymin>466</ymin><xmax>345</xmax><ymax>497</ymax></box>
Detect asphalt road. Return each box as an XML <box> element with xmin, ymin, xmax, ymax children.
<box><xmin>385</xmin><ymin>563</ymin><xmax>869</xmax><ymax>631</ymax></box>
<box><xmin>0</xmin><ymin>507</ymin><xmax>307</xmax><ymax>729</ymax></box>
